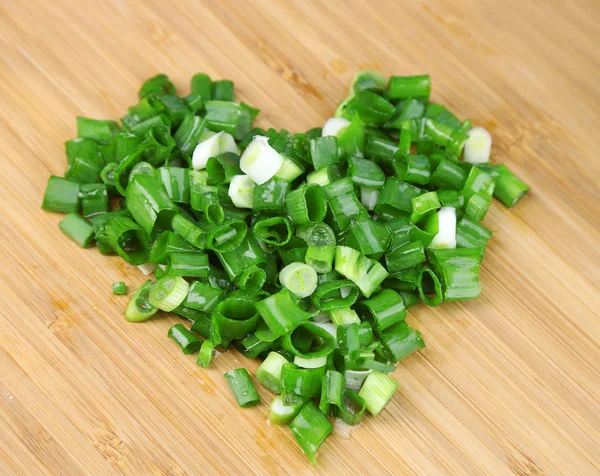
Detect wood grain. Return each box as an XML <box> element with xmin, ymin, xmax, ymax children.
<box><xmin>1</xmin><ymin>0</ymin><xmax>599</xmax><ymax>474</ymax></box>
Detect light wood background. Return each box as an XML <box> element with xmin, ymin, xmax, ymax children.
<box><xmin>1</xmin><ymin>0</ymin><xmax>599</xmax><ymax>474</ymax></box>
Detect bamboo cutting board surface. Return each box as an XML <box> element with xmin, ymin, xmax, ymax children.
<box><xmin>1</xmin><ymin>0</ymin><xmax>599</xmax><ymax>474</ymax></box>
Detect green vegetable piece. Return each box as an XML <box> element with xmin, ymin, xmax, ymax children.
<box><xmin>224</xmin><ymin>368</ymin><xmax>260</xmax><ymax>408</ymax></box>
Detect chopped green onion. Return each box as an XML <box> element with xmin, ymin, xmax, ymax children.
<box><xmin>307</xmin><ymin>164</ymin><xmax>343</xmax><ymax>186</ymax></box>
<box><xmin>228</xmin><ymin>174</ymin><xmax>255</xmax><ymax>208</ymax></box>
<box><xmin>252</xmin><ymin>177</ymin><xmax>291</xmax><ymax>213</ymax></box>
<box><xmin>336</xmin><ymin>323</ymin><xmax>361</xmax><ymax>360</ymax></box>
<box><xmin>374</xmin><ymin>178</ymin><xmax>422</xmax><ymax>220</ymax></box>
<box><xmin>358</xmin><ymin>370</ymin><xmax>399</xmax><ymax>416</ymax></box>
<box><xmin>159</xmin><ymin>167</ymin><xmax>190</xmax><ymax>204</ymax></box>
<box><xmin>190</xmin><ymin>184</ymin><xmax>224</xmax><ymax>224</ymax></box>
<box><xmin>204</xmin><ymin>101</ymin><xmax>252</xmax><ymax>140</ymax></box>
<box><xmin>166</xmin><ymin>251</ymin><xmax>209</xmax><ymax>278</ymax></box>
<box><xmin>436</xmin><ymin>189</ymin><xmax>465</xmax><ymax>209</ymax></box>
<box><xmin>410</xmin><ymin>191</ymin><xmax>440</xmax><ymax>223</ymax></box>
<box><xmin>290</xmin><ymin>401</ymin><xmax>332</xmax><ymax>466</ymax></box>
<box><xmin>112</xmin><ymin>282</ymin><xmax>127</xmax><ymax>295</ymax></box>
<box><xmin>106</xmin><ymin>214</ymin><xmax>151</xmax><ymax>265</ymax></box>
<box><xmin>345</xmin><ymin>214</ymin><xmax>392</xmax><ymax>258</ymax></box>
<box><xmin>461</xmin><ymin>166</ymin><xmax>495</xmax><ymax>204</ymax></box>
<box><xmin>412</xmin><ymin>214</ymin><xmax>439</xmax><ymax>248</ymax></box>
<box><xmin>100</xmin><ymin>162</ymin><xmax>118</xmax><ymax>192</ymax></box>
<box><xmin>256</xmin><ymin>351</ymin><xmax>289</xmax><ymax>393</ymax></box>
<box><xmin>351</xmin><ymin>70</ymin><xmax>387</xmax><ymax>94</ymax></box>
<box><xmin>456</xmin><ymin>217</ymin><xmax>492</xmax><ymax>249</ymax></box>
<box><xmin>477</xmin><ymin>163</ymin><xmax>530</xmax><ymax>207</ymax></box>
<box><xmin>79</xmin><ymin>184</ymin><xmax>108</xmax><ymax>217</ymax></box>
<box><xmin>241</xmin><ymin>101</ymin><xmax>260</xmax><ymax>119</ymax></box>
<box><xmin>58</xmin><ymin>213</ymin><xmax>94</xmax><ymax>248</ymax></box>
<box><xmin>269</xmin><ymin>395</ymin><xmax>307</xmax><ymax>425</ymax></box>
<box><xmin>322</xmin><ymin>117</ymin><xmax>350</xmax><ymax>137</ymax></box>
<box><xmin>65</xmin><ymin>137</ymin><xmax>99</xmax><ymax>166</ymax></box>
<box><xmin>281</xmin><ymin>363</ymin><xmax>325</xmax><ymax>399</ymax></box>
<box><xmin>393</xmin><ymin>154</ymin><xmax>430</xmax><ymax>185</ymax></box>
<box><xmin>174</xmin><ymin>114</ymin><xmax>206</xmax><ymax>155</ymax></box>
<box><xmin>319</xmin><ymin>370</ymin><xmax>345</xmax><ymax>414</ymax></box>
<box><xmin>254</xmin><ymin>289</ymin><xmax>313</xmax><ymax>340</ymax></box>
<box><xmin>216</xmin><ymin>232</ymin><xmax>266</xmax><ymax>289</ymax></box>
<box><xmin>144</xmin><ymin>125</ymin><xmax>176</xmax><ymax>166</ymax></box>
<box><xmin>334</xmin><ymin>388</ymin><xmax>367</xmax><ymax>425</ymax></box>
<box><xmin>206</xmin><ymin>152</ymin><xmax>242</xmax><ymax>185</ymax></box>
<box><xmin>149</xmin><ymin>275</ymin><xmax>189</xmax><ymax>311</ymax></box>
<box><xmin>252</xmin><ymin>215</ymin><xmax>292</xmax><ymax>247</ymax></box>
<box><xmin>299</xmin><ymin>222</ymin><xmax>336</xmax><ymax>274</ymax></box>
<box><xmin>274</xmin><ymin>155</ymin><xmax>305</xmax><ymax>181</ymax></box>
<box><xmin>348</xmin><ymin>156</ymin><xmax>385</xmax><ymax>188</ymax></box>
<box><xmin>150</xmin><ymin>232</ymin><xmax>198</xmax><ymax>266</ymax></box>
<box><xmin>329</xmin><ymin>307</ymin><xmax>361</xmax><ymax>326</ymax></box>
<box><xmin>285</xmin><ymin>184</ymin><xmax>327</xmax><ymax>226</ymax></box>
<box><xmin>429</xmin><ymin>155</ymin><xmax>468</xmax><ymax>190</ymax></box>
<box><xmin>311</xmin><ymin>280</ymin><xmax>359</xmax><ymax>311</ymax></box>
<box><xmin>240</xmin><ymin>136</ymin><xmax>284</xmax><ymax>184</ymax></box>
<box><xmin>42</xmin><ymin>70</ymin><xmax>534</xmax><ymax>466</ymax></box>
<box><xmin>429</xmin><ymin>207</ymin><xmax>457</xmax><ymax>249</ymax></box>
<box><xmin>112</xmin><ymin>144</ymin><xmax>148</xmax><ymax>195</ymax></box>
<box><xmin>42</xmin><ymin>176</ymin><xmax>80</xmax><ymax>214</ymax></box>
<box><xmin>186</xmin><ymin>311</ymin><xmax>211</xmax><ymax>337</ymax></box>
<box><xmin>360</xmin><ymin>186</ymin><xmax>380</xmax><ymax>211</ymax></box>
<box><xmin>191</xmin><ymin>73</ymin><xmax>212</xmax><ymax>100</ymax></box>
<box><xmin>279</xmin><ymin>262</ymin><xmax>318</xmax><ymax>298</ymax></box>
<box><xmin>238</xmin><ymin>333</ymin><xmax>273</xmax><ymax>359</ymax></box>
<box><xmin>125</xmin><ymin>280</ymin><xmax>158</xmax><ymax>322</ymax></box>
<box><xmin>323</xmin><ymin>178</ymin><xmax>366</xmax><ymax>231</ymax></box>
<box><xmin>282</xmin><ymin>322</ymin><xmax>336</xmax><ymax>359</ymax></box>
<box><xmin>366</xmin><ymin>134</ymin><xmax>399</xmax><ymax>163</ymax></box>
<box><xmin>76</xmin><ymin>116</ymin><xmax>119</xmax><ymax>144</ymax></box>
<box><xmin>191</xmin><ymin>131</ymin><xmax>238</xmax><ymax>170</ymax></box>
<box><xmin>378</xmin><ymin>321</ymin><xmax>425</xmax><ymax>362</ymax></box>
<box><xmin>463</xmin><ymin>126</ymin><xmax>492</xmax><ymax>164</ymax></box>
<box><xmin>337</xmin><ymin>114</ymin><xmax>366</xmax><ymax>158</ymax></box>
<box><xmin>171</xmin><ymin>214</ymin><xmax>206</xmax><ymax>250</ymax></box>
<box><xmin>168</xmin><ymin>323</ymin><xmax>202</xmax><ymax>354</ymax></box>
<box><xmin>196</xmin><ymin>339</ymin><xmax>215</xmax><ymax>368</ymax></box>
<box><xmin>387</xmin><ymin>75</ymin><xmax>431</xmax><ymax>100</ymax></box>
<box><xmin>153</xmin><ymin>96</ymin><xmax>188</xmax><ymax>130</ymax></box>
<box><xmin>64</xmin><ymin>152</ymin><xmax>103</xmax><ymax>184</ymax></box>
<box><xmin>129</xmin><ymin>114</ymin><xmax>170</xmax><ymax>137</ymax></box>
<box><xmin>359</xmin><ymin>289</ymin><xmax>406</xmax><ymax>331</ymax></box>
<box><xmin>464</xmin><ymin>192</ymin><xmax>492</xmax><ymax>221</ymax></box>
<box><xmin>386</xmin><ymin>99</ymin><xmax>426</xmax><ymax>130</ymax></box>
<box><xmin>310</xmin><ymin>136</ymin><xmax>339</xmax><ymax>170</ymax></box>
<box><xmin>202</xmin><ymin>219</ymin><xmax>248</xmax><ymax>253</ymax></box>
<box><xmin>126</xmin><ymin>174</ymin><xmax>179</xmax><ymax>238</ymax></box>
<box><xmin>183</xmin><ymin>281</ymin><xmax>224</xmax><ymax>312</ymax></box>
<box><xmin>138</xmin><ymin>74</ymin><xmax>175</xmax><ymax>98</ymax></box>
<box><xmin>335</xmin><ymin>246</ymin><xmax>389</xmax><ymax>298</ymax></box>
<box><xmin>427</xmin><ymin>247</ymin><xmax>484</xmax><ymax>301</ymax></box>
<box><xmin>294</xmin><ymin>355</ymin><xmax>328</xmax><ymax>369</ymax></box>
<box><xmin>345</xmin><ymin>91</ymin><xmax>395</xmax><ymax>127</ymax></box>
<box><xmin>278</xmin><ymin>237</ymin><xmax>308</xmax><ymax>266</ymax></box>
<box><xmin>386</xmin><ymin>216</ymin><xmax>413</xmax><ymax>253</ymax></box>
<box><xmin>399</xmin><ymin>291</ymin><xmax>420</xmax><ymax>309</ymax></box>
<box><xmin>212</xmin><ymin>80</ymin><xmax>234</xmax><ymax>101</ymax></box>
<box><xmin>210</xmin><ymin>296</ymin><xmax>260</xmax><ymax>346</ymax></box>
<box><xmin>224</xmin><ymin>368</ymin><xmax>260</xmax><ymax>408</ymax></box>
<box><xmin>416</xmin><ymin>266</ymin><xmax>443</xmax><ymax>306</ymax></box>
<box><xmin>130</xmin><ymin>161</ymin><xmax>155</xmax><ymax>180</ymax></box>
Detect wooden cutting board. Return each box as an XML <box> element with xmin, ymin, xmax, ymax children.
<box><xmin>1</xmin><ymin>0</ymin><xmax>599</xmax><ymax>474</ymax></box>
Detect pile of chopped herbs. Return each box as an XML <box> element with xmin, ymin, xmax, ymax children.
<box><xmin>42</xmin><ymin>71</ymin><xmax>529</xmax><ymax>465</ymax></box>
